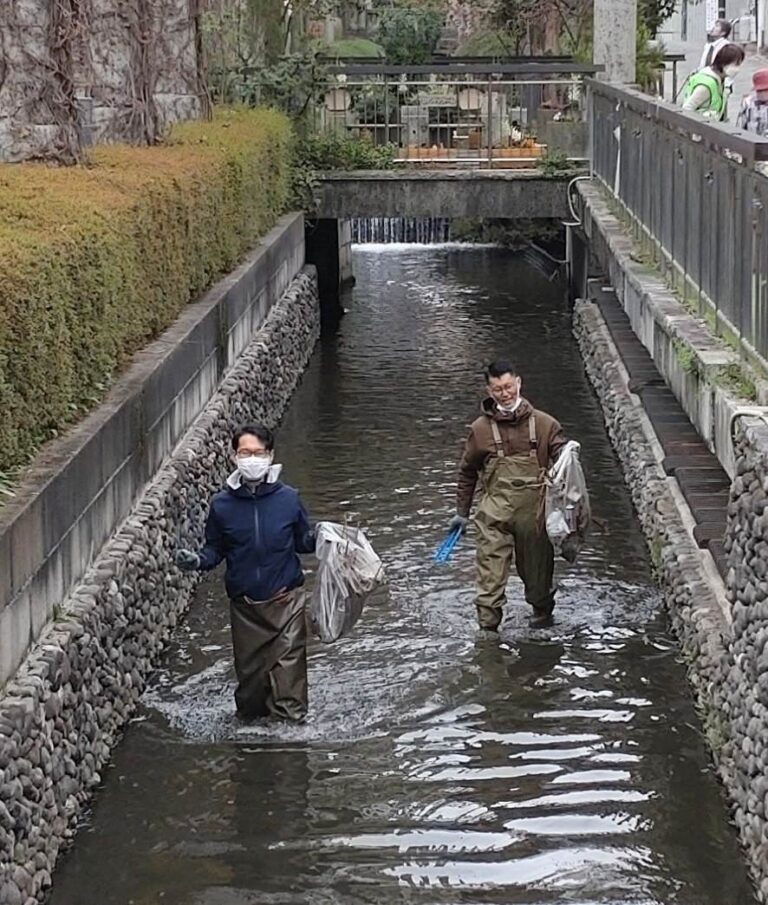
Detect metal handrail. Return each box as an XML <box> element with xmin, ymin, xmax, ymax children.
<box><xmin>325</xmin><ymin>62</ymin><xmax>604</xmax><ymax>77</ymax></box>
<box><xmin>586</xmin><ymin>78</ymin><xmax>768</xmax><ymax>162</ymax></box>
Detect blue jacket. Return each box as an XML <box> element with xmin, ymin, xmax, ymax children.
<box><xmin>198</xmin><ymin>480</ymin><xmax>315</xmax><ymax>601</ymax></box>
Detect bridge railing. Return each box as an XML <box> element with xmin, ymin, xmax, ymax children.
<box><xmin>309</xmin><ymin>62</ymin><xmax>600</xmax><ymax>168</ymax></box>
<box><xmin>588</xmin><ymin>79</ymin><xmax>768</xmax><ymax>366</ymax></box>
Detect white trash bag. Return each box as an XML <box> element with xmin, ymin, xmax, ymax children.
<box><xmin>545</xmin><ymin>440</ymin><xmax>591</xmax><ymax>563</ymax></box>
<box><xmin>310</xmin><ymin>522</ymin><xmax>385</xmax><ymax>643</ymax></box>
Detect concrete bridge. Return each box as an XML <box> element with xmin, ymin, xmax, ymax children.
<box><xmin>315</xmin><ymin>170</ymin><xmax>575</xmax><ymax>220</ymax></box>
<box><xmin>308</xmin><ymin>170</ymin><xmax>578</xmax><ymax>306</ymax></box>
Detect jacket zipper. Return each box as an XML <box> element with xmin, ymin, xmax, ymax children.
<box><xmin>253</xmin><ymin>500</ymin><xmax>261</xmax><ymax>584</ymax></box>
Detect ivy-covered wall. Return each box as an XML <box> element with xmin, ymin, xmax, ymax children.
<box><xmin>0</xmin><ymin>0</ymin><xmax>207</xmax><ymax>162</ymax></box>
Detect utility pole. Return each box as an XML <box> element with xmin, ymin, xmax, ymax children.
<box><xmin>593</xmin><ymin>0</ymin><xmax>638</xmax><ymax>84</ymax></box>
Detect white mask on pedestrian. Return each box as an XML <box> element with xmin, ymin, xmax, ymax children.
<box><xmin>238</xmin><ymin>455</ymin><xmax>273</xmax><ymax>483</ymax></box>
<box><xmin>724</xmin><ymin>64</ymin><xmax>741</xmax><ymax>78</ymax></box>
<box><xmin>497</xmin><ymin>398</ymin><xmax>522</xmax><ymax>415</ymax></box>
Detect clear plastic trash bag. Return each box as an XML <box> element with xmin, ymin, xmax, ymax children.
<box><xmin>310</xmin><ymin>522</ymin><xmax>385</xmax><ymax>643</ymax></box>
<box><xmin>545</xmin><ymin>440</ymin><xmax>591</xmax><ymax>563</ymax></box>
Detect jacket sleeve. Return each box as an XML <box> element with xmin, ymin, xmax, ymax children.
<box><xmin>456</xmin><ymin>428</ymin><xmax>485</xmax><ymax>518</ymax></box>
<box><xmin>547</xmin><ymin>418</ymin><xmax>567</xmax><ymax>466</ymax></box>
<box><xmin>199</xmin><ymin>503</ymin><xmax>225</xmax><ymax>571</ymax></box>
<box><xmin>294</xmin><ymin>497</ymin><xmax>316</xmax><ymax>554</ymax></box>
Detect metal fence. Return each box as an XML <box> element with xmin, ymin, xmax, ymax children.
<box><xmin>312</xmin><ymin>62</ymin><xmax>599</xmax><ymax>167</ymax></box>
<box><xmin>588</xmin><ymin>79</ymin><xmax>768</xmax><ymax>365</ymax></box>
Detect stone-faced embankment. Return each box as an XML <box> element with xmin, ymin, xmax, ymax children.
<box><xmin>575</xmin><ymin>295</ymin><xmax>768</xmax><ymax>902</ymax></box>
<box><xmin>0</xmin><ymin>259</ymin><xmax>319</xmax><ymax>905</ymax></box>
<box><xmin>722</xmin><ymin>415</ymin><xmax>768</xmax><ymax>902</ymax></box>
<box><xmin>573</xmin><ymin>299</ymin><xmax>729</xmax><ymax>698</ymax></box>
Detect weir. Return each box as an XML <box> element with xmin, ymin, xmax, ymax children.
<box><xmin>349</xmin><ymin>216</ymin><xmax>452</xmax><ymax>244</ymax></box>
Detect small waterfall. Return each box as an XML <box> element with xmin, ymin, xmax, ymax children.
<box><xmin>351</xmin><ymin>217</ymin><xmax>452</xmax><ymax>244</ymax></box>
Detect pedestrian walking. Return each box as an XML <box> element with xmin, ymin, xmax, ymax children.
<box><xmin>698</xmin><ymin>18</ymin><xmax>733</xmax><ymax>70</ymax></box>
<box><xmin>737</xmin><ymin>69</ymin><xmax>768</xmax><ymax>136</ymax></box>
<box><xmin>448</xmin><ymin>362</ymin><xmax>566</xmax><ymax>631</ymax></box>
<box><xmin>176</xmin><ymin>423</ymin><xmax>316</xmax><ymax>722</ymax></box>
<box><xmin>683</xmin><ymin>42</ymin><xmax>745</xmax><ymax>121</ymax></box>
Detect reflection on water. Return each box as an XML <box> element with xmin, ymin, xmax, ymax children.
<box><xmin>49</xmin><ymin>246</ymin><xmax>755</xmax><ymax>905</ymax></box>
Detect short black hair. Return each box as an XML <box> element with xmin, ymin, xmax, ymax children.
<box><xmin>484</xmin><ymin>361</ymin><xmax>520</xmax><ymax>381</ymax></box>
<box><xmin>713</xmin><ymin>18</ymin><xmax>732</xmax><ymax>37</ymax></box>
<box><xmin>231</xmin><ymin>423</ymin><xmax>274</xmax><ymax>452</ymax></box>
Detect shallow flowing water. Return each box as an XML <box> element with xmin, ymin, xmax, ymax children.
<box><xmin>50</xmin><ymin>246</ymin><xmax>755</xmax><ymax>905</ymax></box>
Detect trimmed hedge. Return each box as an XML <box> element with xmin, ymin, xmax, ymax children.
<box><xmin>0</xmin><ymin>107</ymin><xmax>292</xmax><ymax>477</ymax></box>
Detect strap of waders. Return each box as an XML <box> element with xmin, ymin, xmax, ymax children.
<box><xmin>489</xmin><ymin>416</ymin><xmax>538</xmax><ymax>459</ymax></box>
<box><xmin>528</xmin><ymin>415</ymin><xmax>538</xmax><ymax>459</ymax></box>
<box><xmin>490</xmin><ymin>420</ymin><xmax>505</xmax><ymax>457</ymax></box>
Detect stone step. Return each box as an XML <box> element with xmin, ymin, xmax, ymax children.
<box><xmin>662</xmin><ymin>454</ymin><xmax>722</xmax><ymax>475</ymax></box>
<box><xmin>694</xmin><ymin>522</ymin><xmax>727</xmax><ymax>547</ymax></box>
<box><xmin>689</xmin><ymin>511</ymin><xmax>729</xmax><ymax>529</ymax></box>
<box><xmin>708</xmin><ymin>540</ymin><xmax>728</xmax><ymax>579</ymax></box>
<box><xmin>683</xmin><ymin>490</ymin><xmax>731</xmax><ymax>512</ymax></box>
<box><xmin>647</xmin><ymin>412</ymin><xmax>702</xmax><ymax>424</ymax></box>
<box><xmin>675</xmin><ymin>466</ymin><xmax>730</xmax><ymax>483</ymax></box>
<box><xmin>676</xmin><ymin>476</ymin><xmax>731</xmax><ymax>496</ymax></box>
<box><xmin>630</xmin><ymin>378</ymin><xmax>669</xmax><ymax>393</ymax></box>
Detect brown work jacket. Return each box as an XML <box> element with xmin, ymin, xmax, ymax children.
<box><xmin>456</xmin><ymin>397</ymin><xmax>566</xmax><ymax>518</ymax></box>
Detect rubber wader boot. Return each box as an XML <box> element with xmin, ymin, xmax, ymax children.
<box><xmin>473</xmin><ymin>417</ymin><xmax>555</xmax><ymax>630</ymax></box>
<box><xmin>230</xmin><ymin>589</ymin><xmax>308</xmax><ymax>721</ymax></box>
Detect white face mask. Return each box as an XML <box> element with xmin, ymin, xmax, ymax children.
<box><xmin>724</xmin><ymin>64</ymin><xmax>740</xmax><ymax>78</ymax></box>
<box><xmin>237</xmin><ymin>455</ymin><xmax>273</xmax><ymax>483</ymax></box>
<box><xmin>497</xmin><ymin>397</ymin><xmax>521</xmax><ymax>415</ymax></box>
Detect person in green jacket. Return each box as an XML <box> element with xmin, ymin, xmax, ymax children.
<box><xmin>682</xmin><ymin>43</ymin><xmax>745</xmax><ymax>121</ymax></box>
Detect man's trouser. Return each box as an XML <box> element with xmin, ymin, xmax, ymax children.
<box><xmin>473</xmin><ymin>450</ymin><xmax>554</xmax><ymax>631</ymax></box>
<box><xmin>229</xmin><ymin>589</ymin><xmax>308</xmax><ymax>721</ymax></box>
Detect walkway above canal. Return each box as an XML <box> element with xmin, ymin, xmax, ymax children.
<box><xmin>48</xmin><ymin>245</ymin><xmax>755</xmax><ymax>905</ymax></box>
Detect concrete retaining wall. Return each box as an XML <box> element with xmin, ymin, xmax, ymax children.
<box><xmin>578</xmin><ymin>180</ymin><xmax>767</xmax><ymax>479</ymax></box>
<box><xmin>0</xmin><ymin>214</ymin><xmax>305</xmax><ymax>688</ymax></box>
<box><xmin>0</xmin><ymin>267</ymin><xmax>320</xmax><ymax>905</ymax></box>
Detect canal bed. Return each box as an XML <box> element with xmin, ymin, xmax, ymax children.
<box><xmin>49</xmin><ymin>245</ymin><xmax>755</xmax><ymax>905</ymax></box>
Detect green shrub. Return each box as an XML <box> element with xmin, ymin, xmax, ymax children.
<box><xmin>377</xmin><ymin>6</ymin><xmax>442</xmax><ymax>64</ymax></box>
<box><xmin>290</xmin><ymin>132</ymin><xmax>396</xmax><ymax>211</ymax></box>
<box><xmin>0</xmin><ymin>107</ymin><xmax>292</xmax><ymax>477</ymax></box>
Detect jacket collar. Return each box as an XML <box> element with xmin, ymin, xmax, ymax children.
<box><xmin>226</xmin><ymin>465</ymin><xmax>283</xmax><ymax>498</ymax></box>
<box><xmin>481</xmin><ymin>395</ymin><xmax>534</xmax><ymax>424</ymax></box>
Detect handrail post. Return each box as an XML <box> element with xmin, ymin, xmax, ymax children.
<box><xmin>487</xmin><ymin>74</ymin><xmax>493</xmax><ymax>168</ymax></box>
<box><xmin>384</xmin><ymin>73</ymin><xmax>390</xmax><ymax>146</ymax></box>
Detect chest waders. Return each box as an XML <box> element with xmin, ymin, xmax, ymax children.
<box><xmin>229</xmin><ymin>588</ymin><xmax>308</xmax><ymax>721</ymax></box>
<box><xmin>473</xmin><ymin>416</ymin><xmax>555</xmax><ymax>630</ymax></box>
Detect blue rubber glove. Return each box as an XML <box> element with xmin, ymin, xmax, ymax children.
<box><xmin>448</xmin><ymin>514</ymin><xmax>469</xmax><ymax>535</ymax></box>
<box><xmin>176</xmin><ymin>549</ymin><xmax>201</xmax><ymax>572</ymax></box>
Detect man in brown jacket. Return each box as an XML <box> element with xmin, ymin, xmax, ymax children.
<box><xmin>449</xmin><ymin>361</ymin><xmax>566</xmax><ymax>630</ymax></box>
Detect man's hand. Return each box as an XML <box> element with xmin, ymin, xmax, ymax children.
<box><xmin>176</xmin><ymin>549</ymin><xmax>201</xmax><ymax>572</ymax></box>
<box><xmin>448</xmin><ymin>515</ymin><xmax>469</xmax><ymax>535</ymax></box>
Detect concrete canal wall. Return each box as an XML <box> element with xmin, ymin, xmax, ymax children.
<box><xmin>0</xmin><ymin>216</ymin><xmax>320</xmax><ymax>905</ymax></box>
<box><xmin>577</xmin><ymin>180</ymin><xmax>768</xmax><ymax>480</ymax></box>
<box><xmin>0</xmin><ymin>213</ymin><xmax>305</xmax><ymax>687</ymax></box>
<box><xmin>575</xmin><ymin>181</ymin><xmax>768</xmax><ymax>900</ymax></box>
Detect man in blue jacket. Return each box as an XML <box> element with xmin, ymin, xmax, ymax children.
<box><xmin>176</xmin><ymin>423</ymin><xmax>316</xmax><ymax>721</ymax></box>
